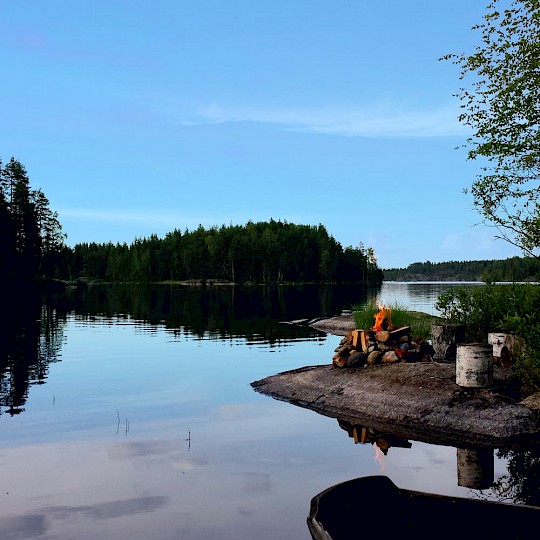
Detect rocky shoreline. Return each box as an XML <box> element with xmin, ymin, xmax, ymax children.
<box><xmin>308</xmin><ymin>315</ymin><xmax>357</xmax><ymax>336</ymax></box>
<box><xmin>253</xmin><ymin>315</ymin><xmax>540</xmax><ymax>447</ymax></box>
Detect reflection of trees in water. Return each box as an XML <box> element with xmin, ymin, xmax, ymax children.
<box><xmin>3</xmin><ymin>283</ymin><xmax>358</xmax><ymax>413</ymax></box>
<box><xmin>0</xmin><ymin>287</ymin><xmax>67</xmax><ymax>415</ymax></box>
<box><xmin>71</xmin><ymin>284</ymin><xmax>373</xmax><ymax>344</ymax></box>
<box><xmin>492</xmin><ymin>445</ymin><xmax>540</xmax><ymax>506</ymax></box>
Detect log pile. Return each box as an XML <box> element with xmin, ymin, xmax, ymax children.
<box><xmin>332</xmin><ymin>327</ymin><xmax>435</xmax><ymax>368</ymax></box>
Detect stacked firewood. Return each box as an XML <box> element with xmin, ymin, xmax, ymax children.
<box><xmin>332</xmin><ymin>327</ymin><xmax>435</xmax><ymax>368</ymax></box>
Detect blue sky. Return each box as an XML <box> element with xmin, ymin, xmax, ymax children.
<box><xmin>0</xmin><ymin>0</ymin><xmax>523</xmax><ymax>269</ymax></box>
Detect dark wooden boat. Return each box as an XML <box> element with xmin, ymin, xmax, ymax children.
<box><xmin>307</xmin><ymin>475</ymin><xmax>540</xmax><ymax>540</ymax></box>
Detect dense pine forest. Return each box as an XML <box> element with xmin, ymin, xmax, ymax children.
<box><xmin>383</xmin><ymin>258</ymin><xmax>540</xmax><ymax>282</ymax></box>
<box><xmin>1</xmin><ymin>156</ymin><xmax>382</xmax><ymax>286</ymax></box>
<box><xmin>68</xmin><ymin>222</ymin><xmax>383</xmax><ymax>285</ymax></box>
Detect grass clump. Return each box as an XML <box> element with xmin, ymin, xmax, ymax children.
<box><xmin>353</xmin><ymin>300</ymin><xmax>380</xmax><ymax>331</ymax></box>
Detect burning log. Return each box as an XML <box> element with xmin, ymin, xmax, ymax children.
<box><xmin>389</xmin><ymin>326</ymin><xmax>411</xmax><ymax>341</ymax></box>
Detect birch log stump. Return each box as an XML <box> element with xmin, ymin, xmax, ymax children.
<box><xmin>488</xmin><ymin>332</ymin><xmax>516</xmax><ymax>366</ymax></box>
<box><xmin>431</xmin><ymin>323</ymin><xmax>465</xmax><ymax>361</ymax></box>
<box><xmin>456</xmin><ymin>343</ymin><xmax>493</xmax><ymax>388</ymax></box>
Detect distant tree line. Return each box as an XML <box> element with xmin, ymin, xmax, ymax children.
<box><xmin>0</xmin><ymin>157</ymin><xmax>66</xmax><ymax>281</ymax></box>
<box><xmin>67</xmin><ymin>221</ymin><xmax>383</xmax><ymax>285</ymax></box>
<box><xmin>383</xmin><ymin>257</ymin><xmax>540</xmax><ymax>283</ymax></box>
<box><xmin>0</xmin><ymin>156</ymin><xmax>382</xmax><ymax>286</ymax></box>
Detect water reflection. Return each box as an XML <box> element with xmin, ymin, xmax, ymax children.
<box><xmin>69</xmin><ymin>283</ymin><xmax>371</xmax><ymax>342</ymax></box>
<box><xmin>0</xmin><ymin>281</ymin><xmax>487</xmax><ymax>418</ymax></box>
<box><xmin>0</xmin><ymin>284</ymin><xmax>371</xmax><ymax>416</ymax></box>
<box><xmin>375</xmin><ymin>281</ymin><xmax>485</xmax><ymax>314</ymax></box>
<box><xmin>315</xmin><ymin>423</ymin><xmax>540</xmax><ymax>537</ymax></box>
<box><xmin>494</xmin><ymin>445</ymin><xmax>540</xmax><ymax>506</ymax></box>
<box><xmin>2</xmin><ymin>281</ymin><xmax>539</xmax><ymax>540</ymax></box>
<box><xmin>0</xmin><ymin>287</ymin><xmax>67</xmax><ymax>416</ymax></box>
<box><xmin>334</xmin><ymin>416</ymin><xmax>540</xmax><ymax>504</ymax></box>
<box><xmin>59</xmin><ymin>283</ymin><xmax>375</xmax><ymax>349</ymax></box>
<box><xmin>337</xmin><ymin>419</ymin><xmax>412</xmax><ymax>455</ymax></box>
<box><xmin>337</xmin><ymin>418</ymin><xmax>496</xmax><ymax>489</ymax></box>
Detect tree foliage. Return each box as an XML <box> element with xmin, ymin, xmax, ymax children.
<box><xmin>66</xmin><ymin>221</ymin><xmax>383</xmax><ymax>286</ymax></box>
<box><xmin>0</xmin><ymin>156</ymin><xmax>66</xmax><ymax>280</ymax></box>
<box><xmin>444</xmin><ymin>0</ymin><xmax>540</xmax><ymax>256</ymax></box>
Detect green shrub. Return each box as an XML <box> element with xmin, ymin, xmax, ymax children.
<box><xmin>436</xmin><ymin>284</ymin><xmax>540</xmax><ymax>389</ymax></box>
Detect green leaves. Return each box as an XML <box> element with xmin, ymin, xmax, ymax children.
<box><xmin>444</xmin><ymin>0</ymin><xmax>540</xmax><ymax>257</ymax></box>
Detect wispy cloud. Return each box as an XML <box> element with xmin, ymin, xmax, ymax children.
<box><xmin>181</xmin><ymin>102</ymin><xmax>467</xmax><ymax>138</ymax></box>
<box><xmin>60</xmin><ymin>207</ymin><xmax>316</xmax><ymax>227</ymax></box>
<box><xmin>58</xmin><ymin>207</ymin><xmax>310</xmax><ymax>234</ymax></box>
<box><xmin>59</xmin><ymin>208</ymin><xmax>181</xmax><ymax>227</ymax></box>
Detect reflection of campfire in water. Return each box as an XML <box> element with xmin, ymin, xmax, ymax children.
<box><xmin>337</xmin><ymin>419</ymin><xmax>497</xmax><ymax>491</ymax></box>
<box><xmin>373</xmin><ymin>444</ymin><xmax>386</xmax><ymax>472</ymax></box>
<box><xmin>338</xmin><ymin>419</ymin><xmax>412</xmax><ymax>473</ymax></box>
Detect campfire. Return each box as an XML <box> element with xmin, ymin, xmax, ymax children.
<box><xmin>332</xmin><ymin>305</ymin><xmax>434</xmax><ymax>368</ymax></box>
<box><xmin>372</xmin><ymin>303</ymin><xmax>391</xmax><ymax>333</ymax></box>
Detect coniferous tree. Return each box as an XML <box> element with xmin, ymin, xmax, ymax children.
<box><xmin>2</xmin><ymin>158</ymin><xmax>40</xmax><ymax>278</ymax></box>
<box><xmin>0</xmin><ymin>156</ymin><xmax>66</xmax><ymax>280</ymax></box>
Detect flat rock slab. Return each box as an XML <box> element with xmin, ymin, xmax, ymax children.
<box><xmin>252</xmin><ymin>363</ymin><xmax>540</xmax><ymax>448</ymax></box>
<box><xmin>308</xmin><ymin>316</ymin><xmax>356</xmax><ymax>336</ymax></box>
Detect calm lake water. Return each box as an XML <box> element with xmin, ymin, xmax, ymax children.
<box><xmin>1</xmin><ymin>282</ymin><xmax>538</xmax><ymax>539</ymax></box>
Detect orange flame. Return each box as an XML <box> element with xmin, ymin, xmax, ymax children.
<box><xmin>372</xmin><ymin>304</ymin><xmax>392</xmax><ymax>333</ymax></box>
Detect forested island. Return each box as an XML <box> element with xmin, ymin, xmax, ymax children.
<box><xmin>68</xmin><ymin>222</ymin><xmax>383</xmax><ymax>285</ymax></box>
<box><xmin>383</xmin><ymin>258</ymin><xmax>540</xmax><ymax>283</ymax></box>
<box><xmin>1</xmin><ymin>156</ymin><xmax>382</xmax><ymax>286</ymax></box>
